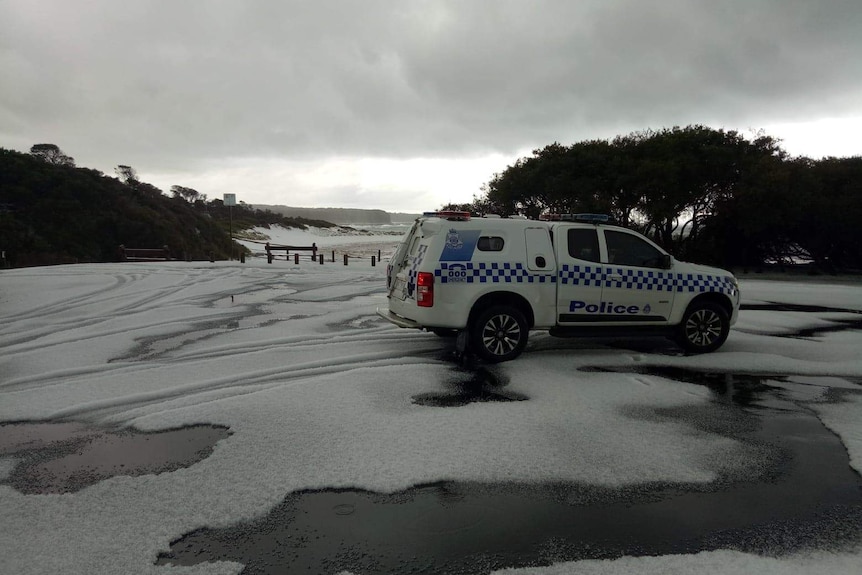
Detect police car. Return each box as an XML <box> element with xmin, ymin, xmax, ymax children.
<box><xmin>378</xmin><ymin>211</ymin><xmax>740</xmax><ymax>362</ymax></box>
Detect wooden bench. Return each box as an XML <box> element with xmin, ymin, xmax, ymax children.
<box><xmin>119</xmin><ymin>245</ymin><xmax>172</xmax><ymax>262</ymax></box>
<box><xmin>265</xmin><ymin>242</ymin><xmax>318</xmax><ymax>264</ymax></box>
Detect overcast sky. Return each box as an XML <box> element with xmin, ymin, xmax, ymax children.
<box><xmin>2</xmin><ymin>0</ymin><xmax>861</xmax><ymax>213</ymax></box>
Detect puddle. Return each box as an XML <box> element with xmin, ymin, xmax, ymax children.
<box><xmin>158</xmin><ymin>374</ymin><xmax>862</xmax><ymax>573</ymax></box>
<box><xmin>0</xmin><ymin>421</ymin><xmax>230</xmax><ymax>494</ymax></box>
<box><xmin>412</xmin><ymin>366</ymin><xmax>528</xmax><ymax>407</ymax></box>
<box><xmin>581</xmin><ymin>366</ymin><xmax>861</xmax><ymax>405</ymax></box>
<box><xmin>785</xmin><ymin>318</ymin><xmax>862</xmax><ymax>338</ymax></box>
<box><xmin>580</xmin><ymin>366</ymin><xmax>780</xmax><ymax>406</ymax></box>
<box><xmin>740</xmin><ymin>303</ymin><xmax>862</xmax><ymax>315</ymax></box>
<box><xmin>739</xmin><ymin>302</ymin><xmax>862</xmax><ymax>339</ymax></box>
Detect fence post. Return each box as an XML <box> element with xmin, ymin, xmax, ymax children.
<box><xmin>294</xmin><ymin>253</ymin><xmax>299</xmax><ymax>264</ymax></box>
<box><xmin>372</xmin><ymin>256</ymin><xmax>376</xmax><ymax>267</ymax></box>
<box><xmin>378</xmin><ymin>249</ymin><xmax>381</xmax><ymax>260</ymax></box>
<box><xmin>331</xmin><ymin>250</ymin><xmax>335</xmax><ymax>263</ymax></box>
<box><xmin>319</xmin><ymin>254</ymin><xmax>324</xmax><ymax>265</ymax></box>
<box><xmin>343</xmin><ymin>254</ymin><xmax>349</xmax><ymax>266</ymax></box>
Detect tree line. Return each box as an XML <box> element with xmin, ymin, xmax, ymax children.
<box><xmin>0</xmin><ymin>146</ymin><xmax>332</xmax><ymax>267</ymax></box>
<box><xmin>447</xmin><ymin>126</ymin><xmax>862</xmax><ymax>272</ymax></box>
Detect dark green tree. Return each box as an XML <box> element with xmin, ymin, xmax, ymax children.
<box><xmin>170</xmin><ymin>185</ymin><xmax>202</xmax><ymax>203</ymax></box>
<box><xmin>474</xmin><ymin>125</ymin><xmax>862</xmax><ymax>270</ymax></box>
<box><xmin>796</xmin><ymin>157</ymin><xmax>862</xmax><ymax>270</ymax></box>
<box><xmin>30</xmin><ymin>143</ymin><xmax>75</xmax><ymax>167</ymax></box>
<box><xmin>115</xmin><ymin>165</ymin><xmax>138</xmax><ymax>185</ymax></box>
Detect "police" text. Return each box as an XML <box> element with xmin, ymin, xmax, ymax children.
<box><xmin>569</xmin><ymin>300</ymin><xmax>640</xmax><ymax>314</ymax></box>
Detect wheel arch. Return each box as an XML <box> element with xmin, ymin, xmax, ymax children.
<box><xmin>683</xmin><ymin>292</ymin><xmax>733</xmax><ymax>319</ymax></box>
<box><xmin>468</xmin><ymin>291</ymin><xmax>535</xmax><ymax>330</ymax></box>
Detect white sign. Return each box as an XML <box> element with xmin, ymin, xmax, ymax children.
<box><xmin>223</xmin><ymin>193</ymin><xmax>237</xmax><ymax>206</ymax></box>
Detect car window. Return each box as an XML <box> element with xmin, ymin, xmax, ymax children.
<box><xmin>477</xmin><ymin>236</ymin><xmax>504</xmax><ymax>251</ymax></box>
<box><xmin>407</xmin><ymin>235</ymin><xmax>421</xmax><ymax>257</ymax></box>
<box><xmin>604</xmin><ymin>230</ymin><xmax>664</xmax><ymax>267</ymax></box>
<box><xmin>567</xmin><ymin>228</ymin><xmax>600</xmax><ymax>262</ymax></box>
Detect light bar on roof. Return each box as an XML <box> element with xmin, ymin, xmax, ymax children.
<box><xmin>539</xmin><ymin>213</ymin><xmax>610</xmax><ymax>223</ymax></box>
<box><xmin>422</xmin><ymin>211</ymin><xmax>471</xmax><ymax>220</ymax></box>
<box><xmin>568</xmin><ymin>213</ymin><xmax>610</xmax><ymax>223</ymax></box>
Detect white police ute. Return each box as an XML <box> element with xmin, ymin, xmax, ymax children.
<box><xmin>378</xmin><ymin>211</ymin><xmax>740</xmax><ymax>362</ymax></box>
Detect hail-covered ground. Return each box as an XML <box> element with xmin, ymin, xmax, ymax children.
<box><xmin>1</xmin><ymin>225</ymin><xmax>861</xmax><ymax>574</ymax></box>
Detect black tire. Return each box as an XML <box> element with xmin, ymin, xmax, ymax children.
<box><xmin>469</xmin><ymin>305</ymin><xmax>528</xmax><ymax>363</ymax></box>
<box><xmin>677</xmin><ymin>301</ymin><xmax>730</xmax><ymax>354</ymax></box>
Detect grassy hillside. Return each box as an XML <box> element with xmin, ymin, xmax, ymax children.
<box><xmin>0</xmin><ymin>148</ymin><xmax>329</xmax><ymax>267</ymax></box>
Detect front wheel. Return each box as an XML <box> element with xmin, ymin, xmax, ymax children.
<box><xmin>677</xmin><ymin>301</ymin><xmax>729</xmax><ymax>354</ymax></box>
<box><xmin>469</xmin><ymin>306</ymin><xmax>528</xmax><ymax>363</ymax></box>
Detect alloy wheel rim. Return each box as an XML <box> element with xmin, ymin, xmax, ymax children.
<box><xmin>482</xmin><ymin>314</ymin><xmax>521</xmax><ymax>356</ymax></box>
<box><xmin>685</xmin><ymin>309</ymin><xmax>722</xmax><ymax>347</ymax></box>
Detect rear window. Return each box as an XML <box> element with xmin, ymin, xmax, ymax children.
<box><xmin>407</xmin><ymin>234</ymin><xmax>422</xmax><ymax>257</ymax></box>
<box><xmin>477</xmin><ymin>236</ymin><xmax>505</xmax><ymax>251</ymax></box>
<box><xmin>567</xmin><ymin>229</ymin><xmax>600</xmax><ymax>262</ymax></box>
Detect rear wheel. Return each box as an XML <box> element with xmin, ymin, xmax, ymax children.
<box><xmin>677</xmin><ymin>301</ymin><xmax>729</xmax><ymax>353</ymax></box>
<box><xmin>469</xmin><ymin>306</ymin><xmax>528</xmax><ymax>363</ymax></box>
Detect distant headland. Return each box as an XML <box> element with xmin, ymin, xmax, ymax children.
<box><xmin>253</xmin><ymin>205</ymin><xmax>421</xmax><ymax>225</ymax></box>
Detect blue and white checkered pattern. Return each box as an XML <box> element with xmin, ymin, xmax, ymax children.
<box><xmin>434</xmin><ymin>262</ymin><xmax>556</xmax><ymax>284</ymax></box>
<box><xmin>560</xmin><ymin>265</ymin><xmax>736</xmax><ymax>295</ymax></box>
<box><xmin>406</xmin><ymin>245</ymin><xmax>429</xmax><ymax>294</ymax></box>
<box><xmin>559</xmin><ymin>265</ymin><xmax>604</xmax><ymax>287</ymax></box>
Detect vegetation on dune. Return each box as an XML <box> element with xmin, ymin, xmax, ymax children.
<box><xmin>0</xmin><ymin>147</ymin><xmax>330</xmax><ymax>267</ymax></box>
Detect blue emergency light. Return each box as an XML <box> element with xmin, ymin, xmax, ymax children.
<box><xmin>556</xmin><ymin>213</ymin><xmax>610</xmax><ymax>223</ymax></box>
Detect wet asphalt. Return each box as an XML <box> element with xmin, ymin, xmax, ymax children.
<box><xmin>153</xmin><ymin>368</ymin><xmax>862</xmax><ymax>574</ymax></box>
<box><xmin>3</xmin><ymin>303</ymin><xmax>862</xmax><ymax>574</ymax></box>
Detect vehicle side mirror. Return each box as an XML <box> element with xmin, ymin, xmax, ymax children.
<box><xmin>661</xmin><ymin>254</ymin><xmax>672</xmax><ymax>269</ymax></box>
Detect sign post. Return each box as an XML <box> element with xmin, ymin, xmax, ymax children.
<box><xmin>224</xmin><ymin>193</ymin><xmax>237</xmax><ymax>260</ymax></box>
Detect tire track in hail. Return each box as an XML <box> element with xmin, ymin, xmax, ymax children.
<box><xmin>0</xmin><ymin>269</ymin><xmax>280</xmax><ymax>351</ymax></box>
<box><xmin>0</xmin><ymin>273</ymin><xmax>132</xmax><ymax>324</ymax></box>
<box><xmin>0</xmin><ymin>329</ymin><xmax>436</xmax><ymax>392</ymax></box>
<box><xmin>45</xmin><ymin>349</ymin><xmax>445</xmax><ymax>422</ymax></box>
<box><xmin>165</xmin><ymin>327</ymin><xmax>431</xmax><ymax>363</ymax></box>
<box><xmin>0</xmin><ymin>270</ymin><xmax>204</xmax><ymax>340</ymax></box>
<box><xmin>89</xmin><ymin>268</ymin><xmax>246</xmax><ymax>316</ymax></box>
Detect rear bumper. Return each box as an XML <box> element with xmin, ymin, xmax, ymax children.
<box><xmin>377</xmin><ymin>306</ymin><xmax>423</xmax><ymax>329</ymax></box>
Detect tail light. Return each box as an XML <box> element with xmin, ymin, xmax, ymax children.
<box><xmin>416</xmin><ymin>272</ymin><xmax>434</xmax><ymax>307</ymax></box>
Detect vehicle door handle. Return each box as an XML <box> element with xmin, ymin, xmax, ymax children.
<box><xmin>608</xmin><ymin>275</ymin><xmax>624</xmax><ymax>282</ymax></box>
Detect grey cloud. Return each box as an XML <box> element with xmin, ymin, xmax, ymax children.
<box><xmin>2</xmin><ymin>0</ymin><xmax>861</xmax><ymax>174</ymax></box>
